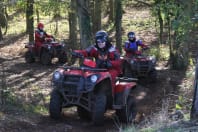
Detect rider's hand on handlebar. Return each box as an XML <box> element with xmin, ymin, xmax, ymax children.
<box><xmin>71</xmin><ymin>51</ymin><xmax>84</xmax><ymax>58</ymax></box>
<box><xmin>99</xmin><ymin>60</ymin><xmax>112</xmax><ymax>68</ymax></box>
<box><xmin>142</xmin><ymin>46</ymin><xmax>150</xmax><ymax>51</ymax></box>
<box><xmin>106</xmin><ymin>61</ymin><xmax>112</xmax><ymax>68</ymax></box>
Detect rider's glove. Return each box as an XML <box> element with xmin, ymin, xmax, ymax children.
<box><xmin>143</xmin><ymin>47</ymin><xmax>149</xmax><ymax>51</ymax></box>
<box><xmin>106</xmin><ymin>61</ymin><xmax>112</xmax><ymax>68</ymax></box>
<box><xmin>72</xmin><ymin>51</ymin><xmax>83</xmax><ymax>58</ymax></box>
<box><xmin>99</xmin><ymin>60</ymin><xmax>112</xmax><ymax>68</ymax></box>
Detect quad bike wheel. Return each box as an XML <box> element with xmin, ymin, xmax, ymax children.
<box><xmin>41</xmin><ymin>50</ymin><xmax>51</xmax><ymax>65</ymax></box>
<box><xmin>149</xmin><ymin>69</ymin><xmax>157</xmax><ymax>83</ymax></box>
<box><xmin>58</xmin><ymin>52</ymin><xmax>67</xmax><ymax>63</ymax></box>
<box><xmin>77</xmin><ymin>106</ymin><xmax>91</xmax><ymax>120</ymax></box>
<box><xmin>25</xmin><ymin>51</ymin><xmax>35</xmax><ymax>63</ymax></box>
<box><xmin>92</xmin><ymin>93</ymin><xmax>107</xmax><ymax>126</ymax></box>
<box><xmin>116</xmin><ymin>96</ymin><xmax>137</xmax><ymax>123</ymax></box>
<box><xmin>49</xmin><ymin>89</ymin><xmax>63</xmax><ymax>120</ymax></box>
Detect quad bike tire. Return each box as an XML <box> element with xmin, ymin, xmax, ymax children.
<box><xmin>149</xmin><ymin>69</ymin><xmax>157</xmax><ymax>83</ymax></box>
<box><xmin>116</xmin><ymin>96</ymin><xmax>137</xmax><ymax>123</ymax></box>
<box><xmin>77</xmin><ymin>106</ymin><xmax>91</xmax><ymax>120</ymax></box>
<box><xmin>49</xmin><ymin>89</ymin><xmax>63</xmax><ymax>120</ymax></box>
<box><xmin>92</xmin><ymin>93</ymin><xmax>107</xmax><ymax>126</ymax></box>
<box><xmin>58</xmin><ymin>52</ymin><xmax>67</xmax><ymax>63</ymax></box>
<box><xmin>25</xmin><ymin>51</ymin><xmax>35</xmax><ymax>63</ymax></box>
<box><xmin>41</xmin><ymin>50</ymin><xmax>51</xmax><ymax>65</ymax></box>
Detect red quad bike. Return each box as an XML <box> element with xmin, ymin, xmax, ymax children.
<box><xmin>122</xmin><ymin>48</ymin><xmax>157</xmax><ymax>82</ymax></box>
<box><xmin>24</xmin><ymin>38</ymin><xmax>67</xmax><ymax>65</ymax></box>
<box><xmin>49</xmin><ymin>53</ymin><xmax>138</xmax><ymax>126</ymax></box>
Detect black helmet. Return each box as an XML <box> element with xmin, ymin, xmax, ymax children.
<box><xmin>95</xmin><ymin>30</ymin><xmax>108</xmax><ymax>42</ymax></box>
<box><xmin>127</xmin><ymin>32</ymin><xmax>136</xmax><ymax>42</ymax></box>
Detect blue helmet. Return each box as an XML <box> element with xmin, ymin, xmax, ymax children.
<box><xmin>127</xmin><ymin>32</ymin><xmax>136</xmax><ymax>42</ymax></box>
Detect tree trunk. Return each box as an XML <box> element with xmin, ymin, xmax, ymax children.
<box><xmin>0</xmin><ymin>27</ymin><xmax>3</xmax><ymax>41</ymax></box>
<box><xmin>114</xmin><ymin>0</ymin><xmax>122</xmax><ymax>53</ymax></box>
<box><xmin>76</xmin><ymin>0</ymin><xmax>92</xmax><ymax>49</ymax></box>
<box><xmin>92</xmin><ymin>0</ymin><xmax>102</xmax><ymax>34</ymax></box>
<box><xmin>109</xmin><ymin>0</ymin><xmax>114</xmax><ymax>22</ymax></box>
<box><xmin>0</xmin><ymin>2</ymin><xmax>3</xmax><ymax>40</ymax></box>
<box><xmin>36</xmin><ymin>8</ymin><xmax>39</xmax><ymax>23</ymax></box>
<box><xmin>69</xmin><ymin>0</ymin><xmax>78</xmax><ymax>49</ymax></box>
<box><xmin>89</xmin><ymin>0</ymin><xmax>95</xmax><ymax>34</ymax></box>
<box><xmin>157</xmin><ymin>7</ymin><xmax>163</xmax><ymax>44</ymax></box>
<box><xmin>26</xmin><ymin>0</ymin><xmax>34</xmax><ymax>42</ymax></box>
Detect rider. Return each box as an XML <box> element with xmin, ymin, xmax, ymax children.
<box><xmin>34</xmin><ymin>22</ymin><xmax>54</xmax><ymax>49</ymax></box>
<box><xmin>73</xmin><ymin>30</ymin><xmax>122</xmax><ymax>86</ymax></box>
<box><xmin>124</xmin><ymin>31</ymin><xmax>148</xmax><ymax>57</ymax></box>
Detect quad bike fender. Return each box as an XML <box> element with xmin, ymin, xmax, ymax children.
<box><xmin>25</xmin><ymin>43</ymin><xmax>35</xmax><ymax>51</ymax></box>
<box><xmin>93</xmin><ymin>77</ymin><xmax>112</xmax><ymax>95</ymax></box>
<box><xmin>114</xmin><ymin>82</ymin><xmax>136</xmax><ymax>107</ymax></box>
<box><xmin>96</xmin><ymin>72</ymin><xmax>112</xmax><ymax>84</ymax></box>
<box><xmin>115</xmin><ymin>82</ymin><xmax>136</xmax><ymax>93</ymax></box>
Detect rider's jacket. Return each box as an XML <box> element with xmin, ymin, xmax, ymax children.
<box><xmin>35</xmin><ymin>29</ymin><xmax>52</xmax><ymax>43</ymax></box>
<box><xmin>74</xmin><ymin>43</ymin><xmax>122</xmax><ymax>74</ymax></box>
<box><xmin>124</xmin><ymin>40</ymin><xmax>146</xmax><ymax>57</ymax></box>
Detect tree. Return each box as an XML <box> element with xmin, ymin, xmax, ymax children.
<box><xmin>92</xmin><ymin>0</ymin><xmax>102</xmax><ymax>34</ymax></box>
<box><xmin>114</xmin><ymin>0</ymin><xmax>122</xmax><ymax>53</ymax></box>
<box><xmin>0</xmin><ymin>0</ymin><xmax>8</xmax><ymax>40</ymax></box>
<box><xmin>109</xmin><ymin>0</ymin><xmax>114</xmax><ymax>22</ymax></box>
<box><xmin>152</xmin><ymin>0</ymin><xmax>194</xmax><ymax>70</ymax></box>
<box><xmin>68</xmin><ymin>0</ymin><xmax>78</xmax><ymax>49</ymax></box>
<box><xmin>76</xmin><ymin>0</ymin><xmax>92</xmax><ymax>49</ymax></box>
<box><xmin>26</xmin><ymin>0</ymin><xmax>34</xmax><ymax>42</ymax></box>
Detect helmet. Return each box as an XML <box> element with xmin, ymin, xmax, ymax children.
<box><xmin>37</xmin><ymin>22</ymin><xmax>44</xmax><ymax>29</ymax></box>
<box><xmin>127</xmin><ymin>32</ymin><xmax>136</xmax><ymax>42</ymax></box>
<box><xmin>95</xmin><ymin>30</ymin><xmax>108</xmax><ymax>49</ymax></box>
<box><xmin>95</xmin><ymin>30</ymin><xmax>108</xmax><ymax>42</ymax></box>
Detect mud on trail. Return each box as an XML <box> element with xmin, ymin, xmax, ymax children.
<box><xmin>0</xmin><ymin>35</ymin><xmax>189</xmax><ymax>132</ymax></box>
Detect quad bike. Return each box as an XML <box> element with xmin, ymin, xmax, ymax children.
<box><xmin>24</xmin><ymin>38</ymin><xmax>67</xmax><ymax>65</ymax></box>
<box><xmin>122</xmin><ymin>48</ymin><xmax>157</xmax><ymax>82</ymax></box>
<box><xmin>49</xmin><ymin>52</ymin><xmax>138</xmax><ymax>126</ymax></box>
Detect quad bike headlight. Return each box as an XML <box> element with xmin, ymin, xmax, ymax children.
<box><xmin>149</xmin><ymin>56</ymin><xmax>156</xmax><ymax>64</ymax></box>
<box><xmin>60</xmin><ymin>42</ymin><xmax>65</xmax><ymax>47</ymax></box>
<box><xmin>90</xmin><ymin>75</ymin><xmax>98</xmax><ymax>83</ymax></box>
<box><xmin>53</xmin><ymin>71</ymin><xmax>61</xmax><ymax>81</ymax></box>
<box><xmin>130</xmin><ymin>60</ymin><xmax>134</xmax><ymax>64</ymax></box>
<box><xmin>48</xmin><ymin>45</ymin><xmax>51</xmax><ymax>49</ymax></box>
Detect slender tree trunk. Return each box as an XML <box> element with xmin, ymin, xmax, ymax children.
<box><xmin>158</xmin><ymin>7</ymin><xmax>163</xmax><ymax>44</ymax></box>
<box><xmin>89</xmin><ymin>0</ymin><xmax>95</xmax><ymax>34</ymax></box>
<box><xmin>115</xmin><ymin>0</ymin><xmax>122</xmax><ymax>53</ymax></box>
<box><xmin>0</xmin><ymin>27</ymin><xmax>3</xmax><ymax>41</ymax></box>
<box><xmin>26</xmin><ymin>0</ymin><xmax>34</xmax><ymax>42</ymax></box>
<box><xmin>76</xmin><ymin>0</ymin><xmax>92</xmax><ymax>49</ymax></box>
<box><xmin>69</xmin><ymin>0</ymin><xmax>78</xmax><ymax>49</ymax></box>
<box><xmin>36</xmin><ymin>8</ymin><xmax>39</xmax><ymax>23</ymax></box>
<box><xmin>109</xmin><ymin>0</ymin><xmax>114</xmax><ymax>22</ymax></box>
<box><xmin>92</xmin><ymin>0</ymin><xmax>101</xmax><ymax>33</ymax></box>
<box><xmin>0</xmin><ymin>3</ymin><xmax>3</xmax><ymax>40</ymax></box>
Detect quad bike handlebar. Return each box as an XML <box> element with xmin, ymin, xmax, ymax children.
<box><xmin>116</xmin><ymin>76</ymin><xmax>138</xmax><ymax>82</ymax></box>
<box><xmin>71</xmin><ymin>51</ymin><xmax>84</xmax><ymax>58</ymax></box>
<box><xmin>70</xmin><ymin>51</ymin><xmax>109</xmax><ymax>71</ymax></box>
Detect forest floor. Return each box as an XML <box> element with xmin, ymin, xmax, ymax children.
<box><xmin>0</xmin><ymin>7</ymin><xmax>198</xmax><ymax>132</ymax></box>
